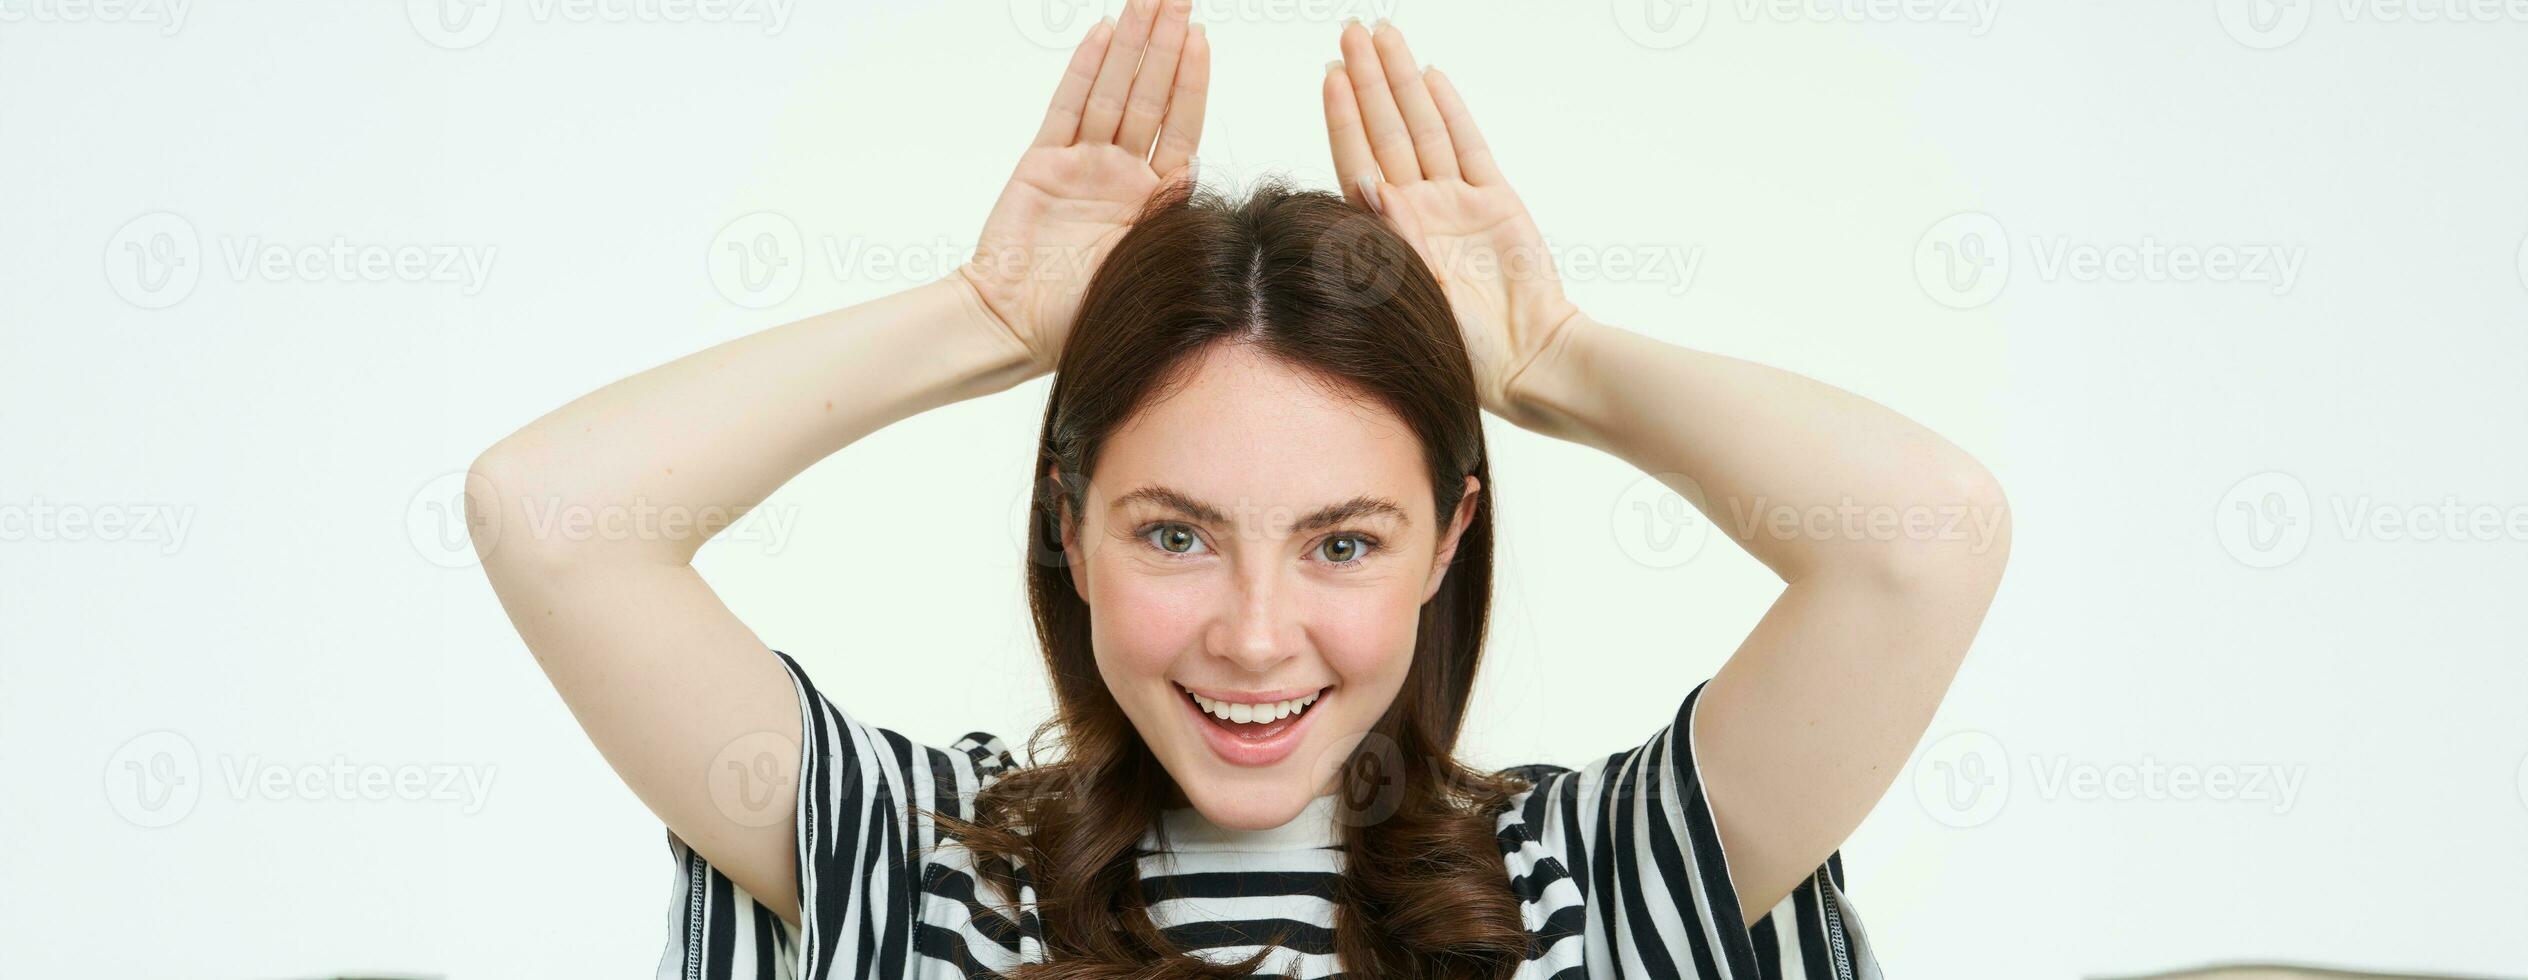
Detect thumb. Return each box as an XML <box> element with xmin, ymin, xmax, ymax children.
<box><xmin>1355</xmin><ymin>176</ymin><xmax>1433</xmax><ymax>268</ymax></box>
<box><xmin>1351</xmin><ymin>174</ymin><xmax>1387</xmax><ymax>217</ymax></box>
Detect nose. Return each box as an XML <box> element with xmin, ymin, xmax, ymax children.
<box><xmin>1210</xmin><ymin>555</ymin><xmax>1298</xmax><ymax>672</ymax></box>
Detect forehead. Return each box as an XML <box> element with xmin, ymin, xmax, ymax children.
<box><xmin>1091</xmin><ymin>342</ymin><xmax>1431</xmax><ymax>523</ymax></box>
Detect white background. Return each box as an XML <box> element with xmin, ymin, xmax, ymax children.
<box><xmin>5</xmin><ymin>1</ymin><xmax>2526</xmax><ymax>977</ymax></box>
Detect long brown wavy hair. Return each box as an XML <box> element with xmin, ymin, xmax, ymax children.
<box><xmin>927</xmin><ymin>175</ymin><xmax>1535</xmax><ymax>980</ymax></box>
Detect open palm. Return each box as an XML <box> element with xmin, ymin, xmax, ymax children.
<box><xmin>958</xmin><ymin>0</ymin><xmax>1210</xmax><ymax>375</ymax></box>
<box><xmin>1322</xmin><ymin>20</ymin><xmax>1582</xmax><ymax>422</ymax></box>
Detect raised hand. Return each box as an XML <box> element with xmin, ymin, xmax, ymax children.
<box><xmin>1322</xmin><ymin>20</ymin><xmax>1581</xmax><ymax>423</ymax></box>
<box><xmin>957</xmin><ymin>0</ymin><xmax>1210</xmax><ymax>376</ymax></box>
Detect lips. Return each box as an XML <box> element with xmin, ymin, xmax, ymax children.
<box><xmin>1176</xmin><ymin>682</ymin><xmax>1330</xmax><ymax>768</ymax></box>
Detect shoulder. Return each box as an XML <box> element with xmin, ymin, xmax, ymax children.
<box><xmin>948</xmin><ymin>730</ymin><xmax>1023</xmax><ymax>786</ymax></box>
<box><xmin>767</xmin><ymin>648</ymin><xmax>1023</xmax><ymax>795</ymax></box>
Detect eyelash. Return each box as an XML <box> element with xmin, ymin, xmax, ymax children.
<box><xmin>1134</xmin><ymin>522</ymin><xmax>1383</xmax><ymax>569</ymax></box>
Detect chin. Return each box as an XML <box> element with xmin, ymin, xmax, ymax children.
<box><xmin>1180</xmin><ymin>786</ymin><xmax>1305</xmax><ymax>830</ymax></box>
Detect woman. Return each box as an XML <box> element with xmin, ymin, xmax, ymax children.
<box><xmin>467</xmin><ymin>4</ymin><xmax>2007</xmax><ymax>978</ymax></box>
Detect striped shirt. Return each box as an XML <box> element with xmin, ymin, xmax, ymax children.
<box><xmin>659</xmin><ymin>650</ymin><xmax>1883</xmax><ymax>979</ymax></box>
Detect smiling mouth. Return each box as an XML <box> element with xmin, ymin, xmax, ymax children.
<box><xmin>1175</xmin><ymin>682</ymin><xmax>1332</xmax><ymax>741</ymax></box>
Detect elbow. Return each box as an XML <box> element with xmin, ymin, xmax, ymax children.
<box><xmin>460</xmin><ymin>445</ymin><xmax>511</xmax><ymax>571</ymax></box>
<box><xmin>1853</xmin><ymin>461</ymin><xmax>2012</xmax><ymax>595</ymax></box>
<box><xmin>462</xmin><ymin>440</ymin><xmax>559</xmax><ymax>575</ymax></box>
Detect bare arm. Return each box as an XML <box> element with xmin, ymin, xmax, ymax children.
<box><xmin>466</xmin><ymin>0</ymin><xmax>1207</xmax><ymax>925</ymax></box>
<box><xmin>466</xmin><ymin>277</ymin><xmax>1035</xmax><ymax>922</ymax></box>
<box><xmin>1323</xmin><ymin>19</ymin><xmax>2007</xmax><ymax>926</ymax></box>
<box><xmin>1510</xmin><ymin>317</ymin><xmax>2008</xmax><ymax>925</ymax></box>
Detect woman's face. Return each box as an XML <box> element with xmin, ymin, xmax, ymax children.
<box><xmin>1057</xmin><ymin>341</ymin><xmax>1479</xmax><ymax>833</ymax></box>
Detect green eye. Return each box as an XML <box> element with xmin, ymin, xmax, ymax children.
<box><xmin>1148</xmin><ymin>524</ymin><xmax>1202</xmax><ymax>555</ymax></box>
<box><xmin>1319</xmin><ymin>534</ymin><xmax>1375</xmax><ymax>566</ymax></box>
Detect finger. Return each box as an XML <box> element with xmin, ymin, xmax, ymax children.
<box><xmin>1422</xmin><ymin>66</ymin><xmax>1503</xmax><ymax>185</ymax></box>
<box><xmin>1370</xmin><ymin>23</ymin><xmax>1457</xmax><ymax>181</ymax></box>
<box><xmin>1150</xmin><ymin>23</ymin><xmax>1210</xmax><ymax>179</ymax></box>
<box><xmin>1079</xmin><ymin>0</ymin><xmax>1160</xmax><ymax>145</ymax></box>
<box><xmin>1322</xmin><ymin>60</ymin><xmax>1380</xmax><ymax>210</ymax></box>
<box><xmin>1032</xmin><ymin>18</ymin><xmax>1117</xmax><ymax>148</ymax></box>
<box><xmin>1117</xmin><ymin>0</ymin><xmax>1191</xmax><ymax>157</ymax></box>
<box><xmin>1338</xmin><ymin>19</ymin><xmax>1422</xmax><ymax>183</ymax></box>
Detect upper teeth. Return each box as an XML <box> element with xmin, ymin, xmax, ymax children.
<box><xmin>1189</xmin><ymin>689</ymin><xmax>1321</xmax><ymax>724</ymax></box>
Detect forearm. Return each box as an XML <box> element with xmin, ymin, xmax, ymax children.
<box><xmin>471</xmin><ymin>275</ymin><xmax>1041</xmax><ymax>567</ymax></box>
<box><xmin>1507</xmin><ymin>315</ymin><xmax>2005</xmax><ymax>584</ymax></box>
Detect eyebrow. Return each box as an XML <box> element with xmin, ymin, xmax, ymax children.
<box><xmin>1109</xmin><ymin>485</ymin><xmax>1411</xmax><ymax>534</ymax></box>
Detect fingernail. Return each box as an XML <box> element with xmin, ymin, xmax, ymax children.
<box><xmin>1326</xmin><ymin>59</ymin><xmax>1344</xmax><ymax>73</ymax></box>
<box><xmin>1372</xmin><ymin>17</ymin><xmax>1391</xmax><ymax>33</ymax></box>
<box><xmin>1354</xmin><ymin>175</ymin><xmax>1384</xmax><ymax>215</ymax></box>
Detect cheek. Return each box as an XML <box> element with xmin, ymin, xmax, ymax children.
<box><xmin>1310</xmin><ymin>583</ymin><xmax>1425</xmax><ymax>686</ymax></box>
<box><xmin>1086</xmin><ymin>569</ymin><xmax>1206</xmax><ymax>680</ymax></box>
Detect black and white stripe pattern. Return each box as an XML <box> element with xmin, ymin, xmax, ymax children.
<box><xmin>657</xmin><ymin>650</ymin><xmax>1882</xmax><ymax>979</ymax></box>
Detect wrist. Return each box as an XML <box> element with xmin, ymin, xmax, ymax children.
<box><xmin>914</xmin><ymin>275</ymin><xmax>1049</xmax><ymax>402</ymax></box>
<box><xmin>1498</xmin><ymin>307</ymin><xmax>1598</xmax><ymax>438</ymax></box>
<box><xmin>939</xmin><ymin>270</ymin><xmax>1051</xmax><ymax>387</ymax></box>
